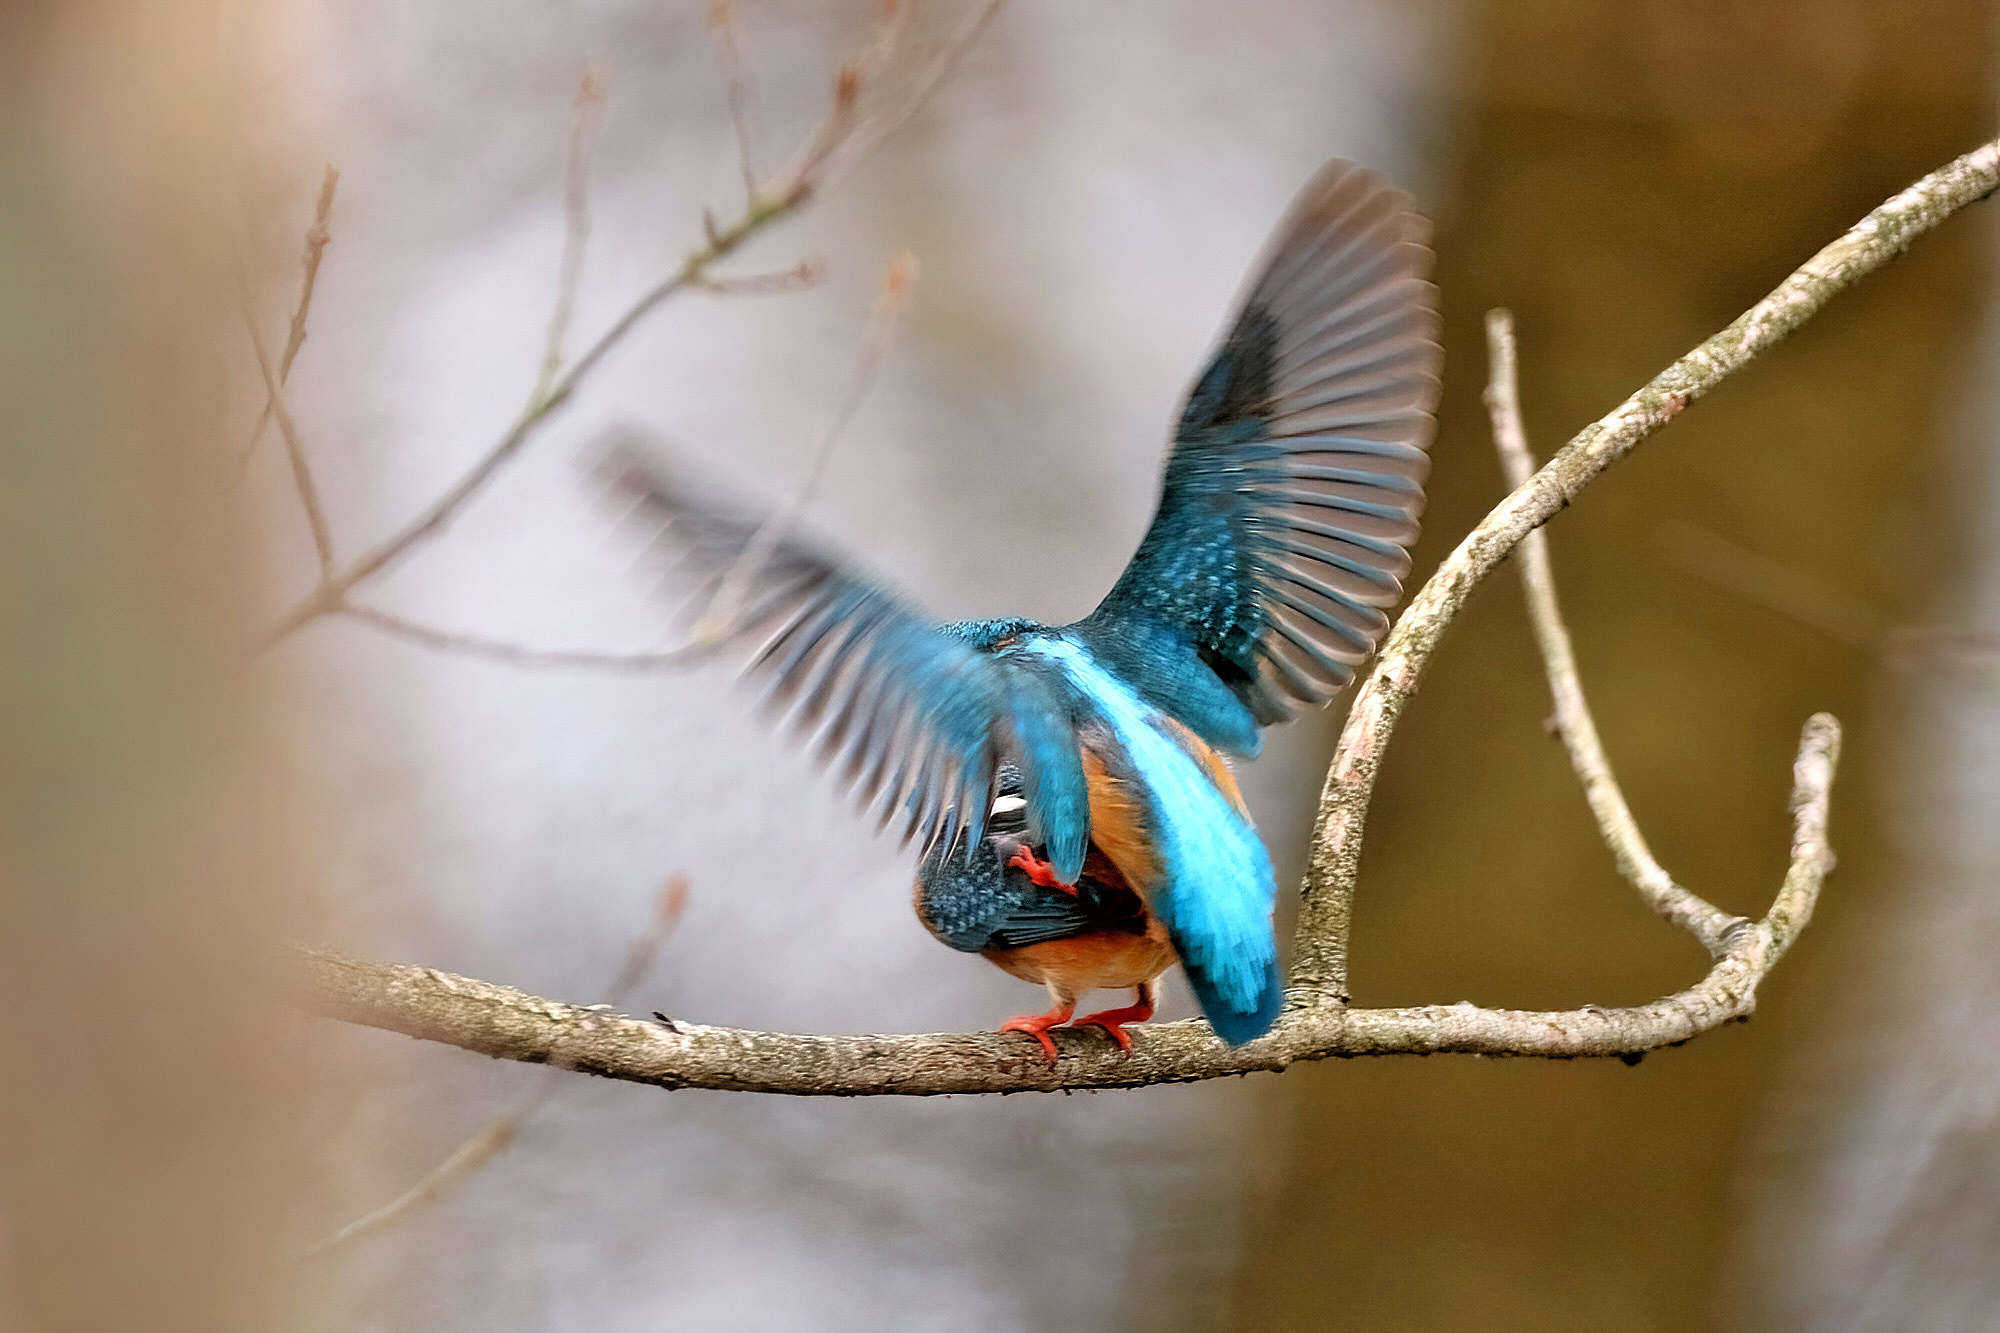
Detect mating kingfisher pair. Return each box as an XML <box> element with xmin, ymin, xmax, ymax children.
<box><xmin>607</xmin><ymin>160</ymin><xmax>1439</xmax><ymax>1062</ymax></box>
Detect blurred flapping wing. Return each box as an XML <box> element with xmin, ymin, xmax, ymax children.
<box><xmin>598</xmin><ymin>443</ymin><xmax>1089</xmax><ymax>874</ymax></box>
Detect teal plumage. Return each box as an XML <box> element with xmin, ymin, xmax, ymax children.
<box><xmin>605</xmin><ymin>159</ymin><xmax>1439</xmax><ymax>1053</ymax></box>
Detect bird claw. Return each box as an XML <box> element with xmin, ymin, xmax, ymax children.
<box><xmin>1069</xmin><ymin>1015</ymin><xmax>1135</xmax><ymax>1056</ymax></box>
<box><xmin>1006</xmin><ymin>844</ymin><xmax>1076</xmax><ymax>894</ymax></box>
<box><xmin>1069</xmin><ymin>1001</ymin><xmax>1155</xmax><ymax>1058</ymax></box>
<box><xmin>999</xmin><ymin>1008</ymin><xmax>1072</xmax><ymax>1066</ymax></box>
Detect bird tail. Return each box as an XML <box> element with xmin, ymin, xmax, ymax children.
<box><xmin>1142</xmin><ymin>759</ymin><xmax>1285</xmax><ymax>1045</ymax></box>
<box><xmin>1182</xmin><ymin>953</ymin><xmax>1285</xmax><ymax>1046</ymax></box>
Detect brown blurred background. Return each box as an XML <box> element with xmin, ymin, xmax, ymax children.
<box><xmin>6</xmin><ymin>2</ymin><xmax>1997</xmax><ymax>1331</ymax></box>
<box><xmin>1243</xmin><ymin>4</ymin><xmax>1995</xmax><ymax>1330</ymax></box>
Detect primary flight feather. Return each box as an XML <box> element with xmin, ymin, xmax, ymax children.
<box><xmin>604</xmin><ymin>160</ymin><xmax>1439</xmax><ymax>1059</ymax></box>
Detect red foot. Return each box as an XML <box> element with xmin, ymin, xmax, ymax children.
<box><xmin>999</xmin><ymin>1003</ymin><xmax>1075</xmax><ymax>1066</ymax></box>
<box><xmin>1007</xmin><ymin>844</ymin><xmax>1076</xmax><ymax>894</ymax></box>
<box><xmin>1070</xmin><ymin>998</ymin><xmax>1157</xmax><ymax>1057</ymax></box>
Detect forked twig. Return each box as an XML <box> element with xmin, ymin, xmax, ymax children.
<box><xmin>261</xmin><ymin>4</ymin><xmax>1003</xmax><ymax>647</ymax></box>
<box><xmin>242</xmin><ymin>286</ymin><xmax>336</xmax><ymax>577</ymax></box>
<box><xmin>696</xmin><ymin>257</ymin><xmax>826</xmax><ymax>296</ymax></box>
<box><xmin>298</xmin><ymin>712</ymin><xmax>1837</xmax><ymax>1093</ymax></box>
<box><xmin>341</xmin><ymin>252</ymin><xmax>915</xmax><ymax>672</ymax></box>
<box><xmin>241</xmin><ymin>165</ymin><xmax>338</xmax><ymax>474</ymax></box>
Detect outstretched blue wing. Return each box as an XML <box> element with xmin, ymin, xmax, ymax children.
<box><xmin>1072</xmin><ymin>160</ymin><xmax>1441</xmax><ymax>752</ymax></box>
<box><xmin>599</xmin><ymin>444</ymin><xmax>1092</xmax><ymax>882</ymax></box>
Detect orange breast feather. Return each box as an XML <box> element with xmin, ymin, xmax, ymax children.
<box><xmin>1160</xmin><ymin>717</ymin><xmax>1249</xmax><ymax>818</ymax></box>
<box><xmin>1080</xmin><ymin>748</ymin><xmax>1157</xmax><ymax>894</ymax></box>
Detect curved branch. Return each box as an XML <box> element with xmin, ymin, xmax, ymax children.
<box><xmin>1484</xmin><ymin>307</ymin><xmax>1743</xmax><ymax>955</ymax></box>
<box><xmin>1287</xmin><ymin>135</ymin><xmax>2000</xmax><ymax>992</ymax></box>
<box><xmin>305</xmin><ymin>132</ymin><xmax>1996</xmax><ymax>1094</ymax></box>
<box><xmin>300</xmin><ymin>712</ymin><xmax>1839</xmax><ymax>1096</ymax></box>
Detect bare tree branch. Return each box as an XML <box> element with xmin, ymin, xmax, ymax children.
<box><xmin>1887</xmin><ymin>624</ymin><xmax>2000</xmax><ymax>665</ymax></box>
<box><xmin>335</xmin><ymin>252</ymin><xmax>913</xmax><ymax>671</ymax></box>
<box><xmin>1287</xmin><ymin>135</ymin><xmax>2000</xmax><ymax>999</ymax></box>
<box><xmin>695</xmin><ymin>256</ymin><xmax>826</xmax><ymax>296</ymax></box>
<box><xmin>301</xmin><ymin>877</ymin><xmax>689</xmax><ymax>1257</ymax></box>
<box><xmin>1484</xmin><ymin>308</ymin><xmax>1743</xmax><ymax>955</ymax></box>
<box><xmin>300</xmin><ymin>135</ymin><xmax>2000</xmax><ymax>1095</ymax></box>
<box><xmin>240</xmin><ymin>164</ymin><xmax>338</xmax><ymax>474</ymax></box>
<box><xmin>533</xmin><ymin>66</ymin><xmax>606</xmax><ymax>405</ymax></box>
<box><xmin>298</xmin><ymin>710</ymin><xmax>1840</xmax><ymax>1095</ymax></box>
<box><xmin>336</xmin><ymin>603</ymin><xmax>708</xmax><ymax>672</ymax></box>
<box><xmin>818</xmin><ymin>0</ymin><xmax>993</xmax><ymax>190</ymax></box>
<box><xmin>709</xmin><ymin>2</ymin><xmax>759</xmax><ymax>202</ymax></box>
<box><xmin>1660</xmin><ymin>521</ymin><xmax>1884</xmax><ymax>649</ymax></box>
<box><xmin>261</xmin><ymin>2</ymin><xmax>1004</xmax><ymax>646</ymax></box>
<box><xmin>698</xmin><ymin>250</ymin><xmax>917</xmax><ymax>640</ymax></box>
<box><xmin>243</xmin><ymin>287</ymin><xmax>336</xmax><ymax>578</ymax></box>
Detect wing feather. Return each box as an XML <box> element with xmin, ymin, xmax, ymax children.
<box><xmin>598</xmin><ymin>444</ymin><xmax>1086</xmax><ymax>869</ymax></box>
<box><xmin>1073</xmin><ymin>159</ymin><xmax>1439</xmax><ymax>744</ymax></box>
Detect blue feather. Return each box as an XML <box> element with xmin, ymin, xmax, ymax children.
<box><xmin>1070</xmin><ymin>618</ymin><xmax>1263</xmax><ymax>759</ymax></box>
<box><xmin>1024</xmin><ymin>636</ymin><xmax>1282</xmax><ymax>1043</ymax></box>
<box><xmin>1006</xmin><ymin>693</ymin><xmax>1090</xmax><ymax>884</ymax></box>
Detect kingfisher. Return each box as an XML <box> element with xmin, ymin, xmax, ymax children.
<box><xmin>605</xmin><ymin>160</ymin><xmax>1439</xmax><ymax>1062</ymax></box>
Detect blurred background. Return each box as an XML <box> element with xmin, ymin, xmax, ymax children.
<box><xmin>5</xmin><ymin>2</ymin><xmax>1996</xmax><ymax>1329</ymax></box>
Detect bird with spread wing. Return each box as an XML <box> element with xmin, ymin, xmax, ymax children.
<box><xmin>604</xmin><ymin>160</ymin><xmax>1439</xmax><ymax>1063</ymax></box>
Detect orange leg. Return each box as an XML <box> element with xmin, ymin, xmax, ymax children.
<box><xmin>1006</xmin><ymin>844</ymin><xmax>1076</xmax><ymax>894</ymax></box>
<box><xmin>999</xmin><ymin>999</ymin><xmax>1075</xmax><ymax>1066</ymax></box>
<box><xmin>1070</xmin><ymin>982</ymin><xmax>1158</xmax><ymax>1057</ymax></box>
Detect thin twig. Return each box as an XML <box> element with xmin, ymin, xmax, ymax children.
<box><xmin>339</xmin><ymin>603</ymin><xmax>709</xmax><ymax>672</ymax></box>
<box><xmin>1885</xmin><ymin>625</ymin><xmax>2000</xmax><ymax>664</ymax></box>
<box><xmin>301</xmin><ymin>876</ymin><xmax>690</xmax><ymax>1258</ymax></box>
<box><xmin>709</xmin><ymin>2</ymin><xmax>759</xmax><ymax>202</ymax></box>
<box><xmin>695</xmin><ymin>256</ymin><xmax>826</xmax><ymax>296</ymax></box>
<box><xmin>1485</xmin><ymin>309</ymin><xmax>1743</xmax><ymax>954</ymax></box>
<box><xmin>241</xmin><ymin>165</ymin><xmax>338</xmax><ymax>474</ymax></box>
<box><xmin>818</xmin><ymin>0</ymin><xmax>991</xmax><ymax>188</ymax></box>
<box><xmin>262</xmin><ymin>5</ymin><xmax>1001</xmax><ymax>647</ymax></box>
<box><xmin>698</xmin><ymin>250</ymin><xmax>917</xmax><ymax>640</ymax></box>
<box><xmin>338</xmin><ymin>254</ymin><xmax>905</xmax><ymax>672</ymax></box>
<box><xmin>534</xmin><ymin>66</ymin><xmax>607</xmax><ymax>404</ymax></box>
<box><xmin>774</xmin><ymin>4</ymin><xmax>907</xmax><ymax>201</ymax></box>
<box><xmin>243</xmin><ymin>291</ymin><xmax>336</xmax><ymax>577</ymax></box>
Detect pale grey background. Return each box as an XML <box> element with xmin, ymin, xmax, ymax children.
<box><xmin>252</xmin><ymin>5</ymin><xmax>1461</xmax><ymax>1329</ymax></box>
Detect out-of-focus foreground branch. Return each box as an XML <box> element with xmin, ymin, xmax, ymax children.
<box><xmin>302</xmin><ymin>139</ymin><xmax>2000</xmax><ymax>1094</ymax></box>
<box><xmin>301</xmin><ymin>878</ymin><xmax>688</xmax><ymax>1259</ymax></box>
